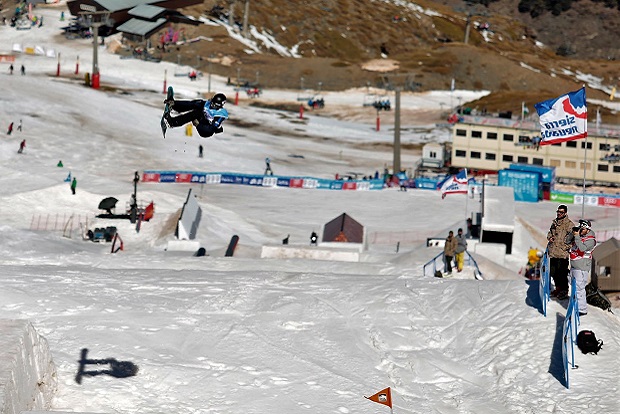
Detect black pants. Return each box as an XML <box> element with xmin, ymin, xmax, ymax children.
<box><xmin>550</xmin><ymin>257</ymin><xmax>569</xmax><ymax>292</ymax></box>
<box><xmin>444</xmin><ymin>255</ymin><xmax>453</xmax><ymax>273</ymax></box>
<box><xmin>167</xmin><ymin>100</ymin><xmax>204</xmax><ymax>127</ymax></box>
<box><xmin>168</xmin><ymin>100</ymin><xmax>222</xmax><ymax>138</ymax></box>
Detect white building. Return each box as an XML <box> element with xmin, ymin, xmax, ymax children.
<box><xmin>450</xmin><ymin>115</ymin><xmax>620</xmax><ymax>185</ymax></box>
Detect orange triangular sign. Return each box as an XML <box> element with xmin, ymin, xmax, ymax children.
<box><xmin>365</xmin><ymin>387</ymin><xmax>392</xmax><ymax>409</ymax></box>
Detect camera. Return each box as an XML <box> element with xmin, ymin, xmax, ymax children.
<box><xmin>572</xmin><ymin>226</ymin><xmax>580</xmax><ymax>232</ymax></box>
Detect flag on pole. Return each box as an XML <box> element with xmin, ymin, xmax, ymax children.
<box><xmin>364</xmin><ymin>387</ymin><xmax>392</xmax><ymax>409</ymax></box>
<box><xmin>521</xmin><ymin>101</ymin><xmax>529</xmax><ymax>119</ymax></box>
<box><xmin>534</xmin><ymin>87</ymin><xmax>587</xmax><ymax>146</ymax></box>
<box><xmin>437</xmin><ymin>168</ymin><xmax>468</xmax><ymax>199</ymax></box>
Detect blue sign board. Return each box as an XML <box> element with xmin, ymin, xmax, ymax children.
<box><xmin>415</xmin><ymin>177</ymin><xmax>442</xmax><ymax>190</ymax></box>
<box><xmin>499</xmin><ymin>169</ymin><xmax>541</xmax><ymax>202</ymax></box>
<box><xmin>509</xmin><ymin>163</ymin><xmax>555</xmax><ymax>184</ymax></box>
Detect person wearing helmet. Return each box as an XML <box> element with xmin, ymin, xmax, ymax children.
<box><xmin>565</xmin><ymin>219</ymin><xmax>596</xmax><ymax>316</ymax></box>
<box><xmin>163</xmin><ymin>92</ymin><xmax>229</xmax><ymax>138</ymax></box>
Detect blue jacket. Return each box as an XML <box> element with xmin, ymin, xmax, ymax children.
<box><xmin>203</xmin><ymin>101</ymin><xmax>229</xmax><ymax>127</ymax></box>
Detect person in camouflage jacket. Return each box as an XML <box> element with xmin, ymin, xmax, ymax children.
<box><xmin>546</xmin><ymin>204</ymin><xmax>574</xmax><ymax>298</ymax></box>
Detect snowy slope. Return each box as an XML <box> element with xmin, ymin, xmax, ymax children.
<box><xmin>0</xmin><ymin>4</ymin><xmax>619</xmax><ymax>414</ymax></box>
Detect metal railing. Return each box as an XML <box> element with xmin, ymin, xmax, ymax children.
<box><xmin>423</xmin><ymin>250</ymin><xmax>483</xmax><ymax>279</ymax></box>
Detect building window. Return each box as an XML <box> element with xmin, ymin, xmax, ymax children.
<box><xmin>518</xmin><ymin>135</ymin><xmax>531</xmax><ymax>144</ymax></box>
<box><xmin>455</xmin><ymin>149</ymin><xmax>466</xmax><ymax>157</ymax></box>
<box><xmin>550</xmin><ymin>159</ymin><xmax>561</xmax><ymax>167</ymax></box>
<box><xmin>430</xmin><ymin>151</ymin><xmax>437</xmax><ymax>158</ymax></box>
<box><xmin>471</xmin><ymin>151</ymin><xmax>481</xmax><ymax>159</ymax></box>
<box><xmin>600</xmin><ymin>143</ymin><xmax>611</xmax><ymax>151</ymax></box>
<box><xmin>517</xmin><ymin>156</ymin><xmax>528</xmax><ymax>163</ymax></box>
<box><xmin>485</xmin><ymin>153</ymin><xmax>496</xmax><ymax>160</ymax></box>
<box><xmin>502</xmin><ymin>154</ymin><xmax>513</xmax><ymax>162</ymax></box>
<box><xmin>580</xmin><ymin>162</ymin><xmax>591</xmax><ymax>170</ymax></box>
<box><xmin>456</xmin><ymin>129</ymin><xmax>467</xmax><ymax>136</ymax></box>
<box><xmin>487</xmin><ymin>132</ymin><xmax>498</xmax><ymax>140</ymax></box>
<box><xmin>503</xmin><ymin>134</ymin><xmax>514</xmax><ymax>142</ymax></box>
<box><xmin>598</xmin><ymin>164</ymin><xmax>609</xmax><ymax>172</ymax></box>
<box><xmin>581</xmin><ymin>141</ymin><xmax>593</xmax><ymax>149</ymax></box>
<box><xmin>614</xmin><ymin>165</ymin><xmax>620</xmax><ymax>173</ymax></box>
<box><xmin>566</xmin><ymin>141</ymin><xmax>577</xmax><ymax>148</ymax></box>
<box><xmin>566</xmin><ymin>161</ymin><xmax>576</xmax><ymax>168</ymax></box>
<box><xmin>471</xmin><ymin>130</ymin><xmax>482</xmax><ymax>138</ymax></box>
<box><xmin>552</xmin><ymin>143</ymin><xmax>562</xmax><ymax>147</ymax></box>
<box><xmin>532</xmin><ymin>158</ymin><xmax>544</xmax><ymax>165</ymax></box>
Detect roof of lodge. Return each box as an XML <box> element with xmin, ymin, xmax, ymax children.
<box><xmin>90</xmin><ymin>0</ymin><xmax>155</xmax><ymax>13</ymax></box>
<box><xmin>128</xmin><ymin>4</ymin><xmax>167</xmax><ymax>20</ymax></box>
<box><xmin>116</xmin><ymin>17</ymin><xmax>167</xmax><ymax>37</ymax></box>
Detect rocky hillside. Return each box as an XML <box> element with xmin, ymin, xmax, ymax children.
<box><xmin>166</xmin><ymin>0</ymin><xmax>620</xmax><ymax>121</ymax></box>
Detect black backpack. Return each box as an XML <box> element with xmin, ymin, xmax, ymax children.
<box><xmin>577</xmin><ymin>330</ymin><xmax>603</xmax><ymax>354</ymax></box>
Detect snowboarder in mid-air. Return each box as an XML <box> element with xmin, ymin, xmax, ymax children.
<box><xmin>161</xmin><ymin>87</ymin><xmax>228</xmax><ymax>138</ymax></box>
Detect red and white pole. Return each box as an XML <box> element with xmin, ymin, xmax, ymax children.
<box><xmin>299</xmin><ymin>104</ymin><xmax>304</xmax><ymax>119</ymax></box>
<box><xmin>234</xmin><ymin>91</ymin><xmax>239</xmax><ymax>105</ymax></box>
<box><xmin>376</xmin><ymin>110</ymin><xmax>380</xmax><ymax>131</ymax></box>
<box><xmin>56</xmin><ymin>52</ymin><xmax>60</xmax><ymax>77</ymax></box>
<box><xmin>75</xmin><ymin>55</ymin><xmax>79</xmax><ymax>75</ymax></box>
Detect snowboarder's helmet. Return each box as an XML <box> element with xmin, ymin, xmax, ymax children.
<box><xmin>211</xmin><ymin>93</ymin><xmax>226</xmax><ymax>109</ymax></box>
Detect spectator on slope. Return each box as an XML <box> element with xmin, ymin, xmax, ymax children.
<box><xmin>443</xmin><ymin>230</ymin><xmax>457</xmax><ymax>275</ymax></box>
<box><xmin>546</xmin><ymin>204</ymin><xmax>574</xmax><ymax>300</ymax></box>
<box><xmin>454</xmin><ymin>228</ymin><xmax>468</xmax><ymax>272</ymax></box>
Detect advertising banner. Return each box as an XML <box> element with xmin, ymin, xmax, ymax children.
<box><xmin>289</xmin><ymin>178</ymin><xmax>303</xmax><ymax>188</ymax></box>
<box><xmin>142</xmin><ymin>172</ymin><xmax>160</xmax><ymax>182</ymax></box>
<box><xmin>159</xmin><ymin>173</ymin><xmax>177</xmax><ymax>183</ymax></box>
<box><xmin>599</xmin><ymin>196</ymin><xmax>620</xmax><ymax>207</ymax></box>
<box><xmin>175</xmin><ymin>173</ymin><xmax>193</xmax><ymax>183</ymax></box>
<box><xmin>573</xmin><ymin>195</ymin><xmax>600</xmax><ymax>206</ymax></box>
<box><xmin>550</xmin><ymin>192</ymin><xmax>574</xmax><ymax>203</ymax></box>
<box><xmin>190</xmin><ymin>173</ymin><xmax>207</xmax><ymax>183</ymax></box>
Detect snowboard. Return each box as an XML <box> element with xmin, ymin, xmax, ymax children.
<box><xmin>225</xmin><ymin>235</ymin><xmax>239</xmax><ymax>257</ymax></box>
<box><xmin>161</xmin><ymin>86</ymin><xmax>174</xmax><ymax>138</ymax></box>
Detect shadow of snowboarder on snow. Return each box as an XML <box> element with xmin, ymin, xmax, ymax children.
<box><xmin>75</xmin><ymin>348</ymin><xmax>139</xmax><ymax>384</ymax></box>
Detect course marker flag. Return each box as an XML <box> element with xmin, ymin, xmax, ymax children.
<box><xmin>365</xmin><ymin>387</ymin><xmax>392</xmax><ymax>409</ymax></box>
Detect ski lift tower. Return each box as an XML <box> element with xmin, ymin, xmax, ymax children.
<box><xmin>456</xmin><ymin>1</ymin><xmax>488</xmax><ymax>45</ymax></box>
<box><xmin>78</xmin><ymin>8</ymin><xmax>110</xmax><ymax>89</ymax></box>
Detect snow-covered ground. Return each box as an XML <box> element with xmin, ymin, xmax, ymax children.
<box><xmin>0</xmin><ymin>4</ymin><xmax>619</xmax><ymax>414</ymax></box>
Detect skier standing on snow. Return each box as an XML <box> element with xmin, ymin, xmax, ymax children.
<box><xmin>264</xmin><ymin>157</ymin><xmax>273</xmax><ymax>175</ymax></box>
<box><xmin>163</xmin><ymin>92</ymin><xmax>228</xmax><ymax>138</ymax></box>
